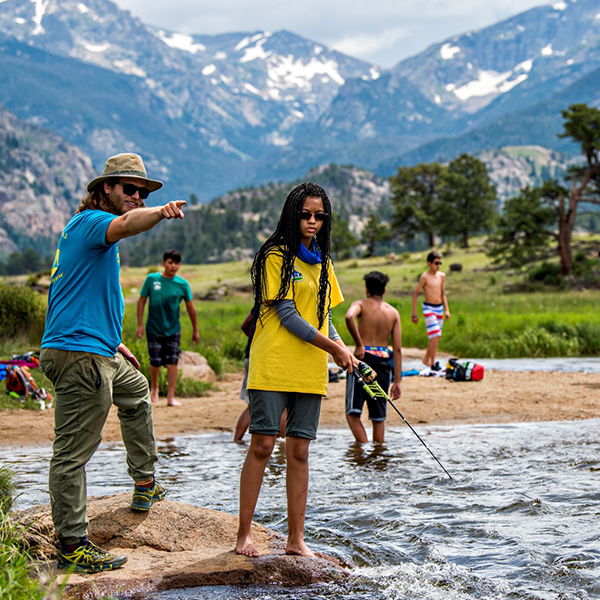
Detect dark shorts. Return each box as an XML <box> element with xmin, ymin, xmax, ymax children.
<box><xmin>248</xmin><ymin>389</ymin><xmax>322</xmax><ymax>440</ymax></box>
<box><xmin>147</xmin><ymin>332</ymin><xmax>181</xmax><ymax>367</ymax></box>
<box><xmin>346</xmin><ymin>352</ymin><xmax>391</xmax><ymax>422</ymax></box>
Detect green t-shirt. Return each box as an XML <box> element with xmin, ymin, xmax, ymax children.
<box><xmin>140</xmin><ymin>273</ymin><xmax>193</xmax><ymax>337</ymax></box>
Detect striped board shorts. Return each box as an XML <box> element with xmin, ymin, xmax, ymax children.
<box><xmin>423</xmin><ymin>302</ymin><xmax>444</xmax><ymax>339</ymax></box>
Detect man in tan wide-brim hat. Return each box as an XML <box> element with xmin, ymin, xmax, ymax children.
<box><xmin>39</xmin><ymin>153</ymin><xmax>187</xmax><ymax>574</ymax></box>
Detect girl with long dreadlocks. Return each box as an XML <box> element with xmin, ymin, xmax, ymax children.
<box><xmin>236</xmin><ymin>182</ymin><xmax>359</xmax><ymax>558</ymax></box>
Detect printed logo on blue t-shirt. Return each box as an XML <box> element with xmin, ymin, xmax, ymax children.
<box><xmin>153</xmin><ymin>281</ymin><xmax>162</xmax><ymax>290</ymax></box>
<box><xmin>292</xmin><ymin>269</ymin><xmax>303</xmax><ymax>281</ymax></box>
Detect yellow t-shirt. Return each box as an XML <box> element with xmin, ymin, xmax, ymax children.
<box><xmin>247</xmin><ymin>249</ymin><xmax>344</xmax><ymax>396</ymax></box>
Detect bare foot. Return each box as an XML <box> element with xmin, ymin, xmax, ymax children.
<box><xmin>236</xmin><ymin>533</ymin><xmax>259</xmax><ymax>557</ymax></box>
<box><xmin>167</xmin><ymin>398</ymin><xmax>182</xmax><ymax>407</ymax></box>
<box><xmin>150</xmin><ymin>391</ymin><xmax>159</xmax><ymax>404</ymax></box>
<box><xmin>285</xmin><ymin>540</ymin><xmax>315</xmax><ymax>557</ymax></box>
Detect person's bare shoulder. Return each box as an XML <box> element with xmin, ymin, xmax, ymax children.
<box><xmin>383</xmin><ymin>300</ymin><xmax>400</xmax><ymax>316</ymax></box>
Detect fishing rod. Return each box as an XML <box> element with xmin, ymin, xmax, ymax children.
<box><xmin>354</xmin><ymin>361</ymin><xmax>453</xmax><ymax>480</ymax></box>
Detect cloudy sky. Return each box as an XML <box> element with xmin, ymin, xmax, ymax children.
<box><xmin>116</xmin><ymin>0</ymin><xmax>549</xmax><ymax>67</ymax></box>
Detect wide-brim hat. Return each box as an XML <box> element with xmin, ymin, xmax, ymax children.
<box><xmin>86</xmin><ymin>153</ymin><xmax>163</xmax><ymax>193</ymax></box>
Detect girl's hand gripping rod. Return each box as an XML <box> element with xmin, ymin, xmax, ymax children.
<box><xmin>354</xmin><ymin>362</ymin><xmax>453</xmax><ymax>480</ymax></box>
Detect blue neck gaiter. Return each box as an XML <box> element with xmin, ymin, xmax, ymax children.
<box><xmin>297</xmin><ymin>241</ymin><xmax>322</xmax><ymax>265</ymax></box>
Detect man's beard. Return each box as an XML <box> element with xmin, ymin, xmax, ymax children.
<box><xmin>105</xmin><ymin>188</ymin><xmax>146</xmax><ymax>215</ymax></box>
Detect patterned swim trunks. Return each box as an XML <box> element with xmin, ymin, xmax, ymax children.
<box><xmin>423</xmin><ymin>302</ymin><xmax>444</xmax><ymax>339</ymax></box>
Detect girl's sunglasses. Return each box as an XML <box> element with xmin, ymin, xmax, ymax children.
<box><xmin>116</xmin><ymin>181</ymin><xmax>151</xmax><ymax>200</ymax></box>
<box><xmin>299</xmin><ymin>211</ymin><xmax>328</xmax><ymax>222</ymax></box>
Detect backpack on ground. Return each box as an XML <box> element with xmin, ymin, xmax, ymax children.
<box><xmin>445</xmin><ymin>358</ymin><xmax>484</xmax><ymax>382</ymax></box>
<box><xmin>5</xmin><ymin>365</ymin><xmax>53</xmax><ymax>408</ymax></box>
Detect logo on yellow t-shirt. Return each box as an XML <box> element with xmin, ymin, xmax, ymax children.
<box><xmin>292</xmin><ymin>269</ymin><xmax>303</xmax><ymax>281</ymax></box>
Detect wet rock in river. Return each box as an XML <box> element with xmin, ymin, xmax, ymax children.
<box><xmin>17</xmin><ymin>493</ymin><xmax>348</xmax><ymax>599</ymax></box>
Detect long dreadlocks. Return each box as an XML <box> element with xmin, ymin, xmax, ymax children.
<box><xmin>251</xmin><ymin>182</ymin><xmax>333</xmax><ymax>329</ymax></box>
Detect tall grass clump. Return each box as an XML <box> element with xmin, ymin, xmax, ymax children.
<box><xmin>0</xmin><ymin>282</ymin><xmax>45</xmax><ymax>343</ymax></box>
<box><xmin>0</xmin><ymin>465</ymin><xmax>62</xmax><ymax>600</ymax></box>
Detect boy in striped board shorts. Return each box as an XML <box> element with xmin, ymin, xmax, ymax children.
<box><xmin>411</xmin><ymin>251</ymin><xmax>451</xmax><ymax>370</ymax></box>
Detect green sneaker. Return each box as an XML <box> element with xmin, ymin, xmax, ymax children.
<box><xmin>57</xmin><ymin>538</ymin><xmax>127</xmax><ymax>573</ymax></box>
<box><xmin>131</xmin><ymin>480</ymin><xmax>166</xmax><ymax>511</ymax></box>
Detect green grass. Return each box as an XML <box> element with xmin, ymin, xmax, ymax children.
<box><xmin>0</xmin><ymin>465</ymin><xmax>64</xmax><ymax>600</ymax></box>
<box><xmin>3</xmin><ymin>235</ymin><xmax>600</xmax><ymax>380</ymax></box>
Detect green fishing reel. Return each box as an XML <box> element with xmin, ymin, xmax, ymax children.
<box><xmin>357</xmin><ymin>361</ymin><xmax>376</xmax><ymax>382</ymax></box>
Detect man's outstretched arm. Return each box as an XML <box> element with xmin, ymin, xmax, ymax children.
<box><xmin>106</xmin><ymin>201</ymin><xmax>186</xmax><ymax>243</ymax></box>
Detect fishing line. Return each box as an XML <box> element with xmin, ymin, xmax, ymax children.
<box><xmin>354</xmin><ymin>362</ymin><xmax>453</xmax><ymax>480</ymax></box>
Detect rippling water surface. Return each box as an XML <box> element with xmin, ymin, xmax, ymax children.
<box><xmin>3</xmin><ymin>419</ymin><xmax>600</xmax><ymax>600</ymax></box>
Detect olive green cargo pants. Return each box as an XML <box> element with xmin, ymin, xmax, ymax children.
<box><xmin>40</xmin><ymin>348</ymin><xmax>158</xmax><ymax>542</ymax></box>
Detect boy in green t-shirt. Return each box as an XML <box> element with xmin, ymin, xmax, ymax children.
<box><xmin>137</xmin><ymin>250</ymin><xmax>199</xmax><ymax>406</ymax></box>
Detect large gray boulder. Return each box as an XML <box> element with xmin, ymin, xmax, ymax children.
<box><xmin>18</xmin><ymin>494</ymin><xmax>348</xmax><ymax>599</ymax></box>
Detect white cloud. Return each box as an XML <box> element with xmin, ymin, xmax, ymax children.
<box><xmin>332</xmin><ymin>26</ymin><xmax>410</xmax><ymax>57</ymax></box>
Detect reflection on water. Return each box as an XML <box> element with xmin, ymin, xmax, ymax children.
<box><xmin>2</xmin><ymin>420</ymin><xmax>600</xmax><ymax>600</ymax></box>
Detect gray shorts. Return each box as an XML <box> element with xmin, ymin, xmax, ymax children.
<box><xmin>248</xmin><ymin>389</ymin><xmax>322</xmax><ymax>440</ymax></box>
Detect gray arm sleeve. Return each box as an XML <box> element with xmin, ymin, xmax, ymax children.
<box><xmin>274</xmin><ymin>299</ymin><xmax>317</xmax><ymax>342</ymax></box>
<box><xmin>328</xmin><ymin>312</ymin><xmax>341</xmax><ymax>341</ymax></box>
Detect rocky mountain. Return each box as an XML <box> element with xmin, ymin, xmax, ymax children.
<box><xmin>394</xmin><ymin>0</ymin><xmax>600</xmax><ymax>118</ymax></box>
<box><xmin>261</xmin><ymin>0</ymin><xmax>600</xmax><ymax>179</ymax></box>
<box><xmin>0</xmin><ymin>104</ymin><xmax>95</xmax><ymax>255</ymax></box>
<box><xmin>477</xmin><ymin>146</ymin><xmax>569</xmax><ymax>202</ymax></box>
<box><xmin>0</xmin><ymin>0</ymin><xmax>379</xmax><ymax>201</ymax></box>
<box><xmin>0</xmin><ymin>0</ymin><xmax>597</xmax><ymax>223</ymax></box>
<box><xmin>379</xmin><ymin>61</ymin><xmax>600</xmax><ymax>172</ymax></box>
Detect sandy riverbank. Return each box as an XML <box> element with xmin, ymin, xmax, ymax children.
<box><xmin>1</xmin><ymin>349</ymin><xmax>599</xmax><ymax>448</ymax></box>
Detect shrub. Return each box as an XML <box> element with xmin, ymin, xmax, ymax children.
<box><xmin>0</xmin><ymin>283</ymin><xmax>45</xmax><ymax>341</ymax></box>
<box><xmin>528</xmin><ymin>262</ymin><xmax>562</xmax><ymax>286</ymax></box>
<box><xmin>221</xmin><ymin>336</ymin><xmax>246</xmax><ymax>361</ymax></box>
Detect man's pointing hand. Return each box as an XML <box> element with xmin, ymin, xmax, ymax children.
<box><xmin>161</xmin><ymin>200</ymin><xmax>186</xmax><ymax>220</ymax></box>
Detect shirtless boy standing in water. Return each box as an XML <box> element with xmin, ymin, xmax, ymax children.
<box><xmin>411</xmin><ymin>251</ymin><xmax>451</xmax><ymax>369</ymax></box>
<box><xmin>345</xmin><ymin>271</ymin><xmax>402</xmax><ymax>443</ymax></box>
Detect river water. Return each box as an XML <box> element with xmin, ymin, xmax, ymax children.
<box><xmin>402</xmin><ymin>357</ymin><xmax>600</xmax><ymax>374</ymax></box>
<box><xmin>4</xmin><ymin>418</ymin><xmax>600</xmax><ymax>600</ymax></box>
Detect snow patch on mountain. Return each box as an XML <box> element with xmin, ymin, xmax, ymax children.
<box><xmin>202</xmin><ymin>64</ymin><xmax>216</xmax><ymax>76</ymax></box>
<box><xmin>541</xmin><ymin>43</ymin><xmax>553</xmax><ymax>56</ymax></box>
<box><xmin>240</xmin><ymin>37</ymin><xmax>270</xmax><ymax>63</ymax></box>
<box><xmin>268</xmin><ymin>56</ymin><xmax>345</xmax><ymax>89</ymax></box>
<box><xmin>447</xmin><ymin>67</ymin><xmax>529</xmax><ymax>101</ymax></box>
<box><xmin>440</xmin><ymin>43</ymin><xmax>460</xmax><ymax>60</ymax></box>
<box><xmin>83</xmin><ymin>41</ymin><xmax>110</xmax><ymax>52</ymax></box>
<box><xmin>113</xmin><ymin>59</ymin><xmax>146</xmax><ymax>78</ymax></box>
<box><xmin>77</xmin><ymin>3</ymin><xmax>89</xmax><ymax>13</ymax></box>
<box><xmin>14</xmin><ymin>17</ymin><xmax>25</xmax><ymax>23</ymax></box>
<box><xmin>244</xmin><ymin>83</ymin><xmax>260</xmax><ymax>95</ymax></box>
<box><xmin>31</xmin><ymin>0</ymin><xmax>49</xmax><ymax>36</ymax></box>
<box><xmin>516</xmin><ymin>59</ymin><xmax>533</xmax><ymax>72</ymax></box>
<box><xmin>552</xmin><ymin>1</ymin><xmax>567</xmax><ymax>10</ymax></box>
<box><xmin>158</xmin><ymin>31</ymin><xmax>206</xmax><ymax>54</ymax></box>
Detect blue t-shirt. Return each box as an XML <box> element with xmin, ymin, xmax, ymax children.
<box><xmin>41</xmin><ymin>210</ymin><xmax>123</xmax><ymax>357</ymax></box>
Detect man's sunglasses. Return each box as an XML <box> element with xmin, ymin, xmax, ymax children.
<box><xmin>299</xmin><ymin>211</ymin><xmax>328</xmax><ymax>222</ymax></box>
<box><xmin>434</xmin><ymin>261</ymin><xmax>442</xmax><ymax>265</ymax></box>
<box><xmin>116</xmin><ymin>181</ymin><xmax>151</xmax><ymax>200</ymax></box>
